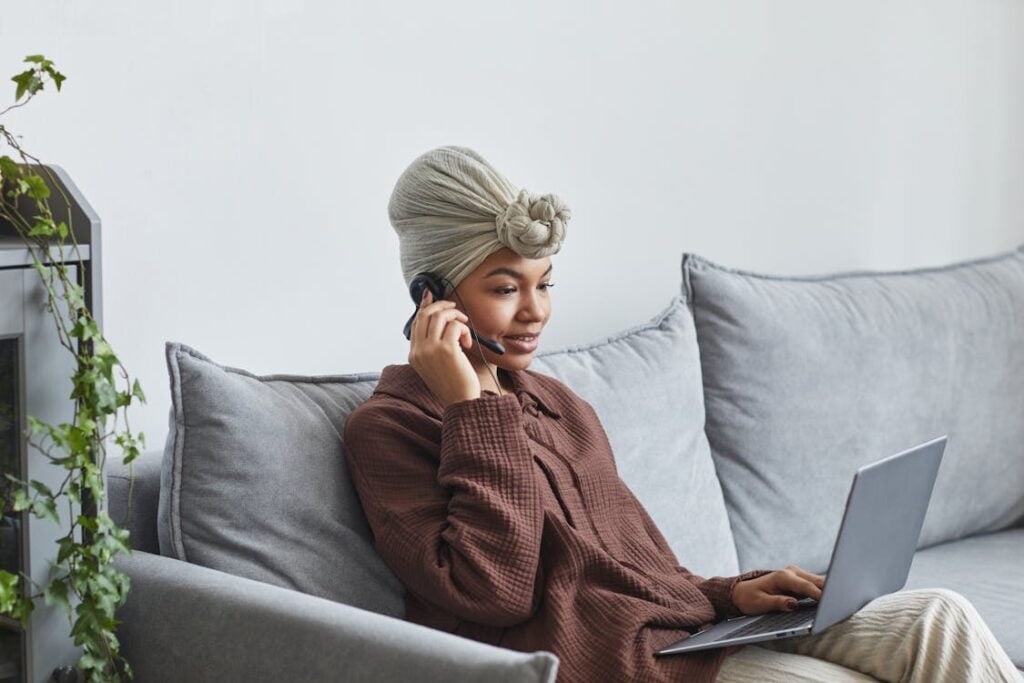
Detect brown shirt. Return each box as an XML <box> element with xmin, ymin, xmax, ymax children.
<box><xmin>343</xmin><ymin>364</ymin><xmax>769</xmax><ymax>682</ymax></box>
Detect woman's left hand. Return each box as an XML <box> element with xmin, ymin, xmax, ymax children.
<box><xmin>731</xmin><ymin>565</ymin><xmax>825</xmax><ymax>615</ymax></box>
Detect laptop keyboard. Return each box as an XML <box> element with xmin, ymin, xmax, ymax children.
<box><xmin>725</xmin><ymin>607</ymin><xmax>816</xmax><ymax>639</ymax></box>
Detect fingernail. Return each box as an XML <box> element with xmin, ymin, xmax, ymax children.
<box><xmin>787</xmin><ymin>599</ymin><xmax>798</xmax><ymax>610</ymax></box>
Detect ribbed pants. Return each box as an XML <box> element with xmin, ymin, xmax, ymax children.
<box><xmin>716</xmin><ymin>588</ymin><xmax>1022</xmax><ymax>682</ymax></box>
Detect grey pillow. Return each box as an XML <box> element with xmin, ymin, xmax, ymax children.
<box><xmin>532</xmin><ymin>296</ymin><xmax>739</xmax><ymax>578</ymax></box>
<box><xmin>685</xmin><ymin>245</ymin><xmax>1024</xmax><ymax>573</ymax></box>
<box><xmin>158</xmin><ymin>342</ymin><xmax>405</xmax><ymax>617</ymax></box>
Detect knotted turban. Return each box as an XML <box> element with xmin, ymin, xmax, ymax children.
<box><xmin>388</xmin><ymin>146</ymin><xmax>571</xmax><ymax>295</ymax></box>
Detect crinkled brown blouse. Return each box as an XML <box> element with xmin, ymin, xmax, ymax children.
<box><xmin>343</xmin><ymin>364</ymin><xmax>769</xmax><ymax>682</ymax></box>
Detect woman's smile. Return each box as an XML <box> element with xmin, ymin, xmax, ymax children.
<box><xmin>502</xmin><ymin>333</ymin><xmax>540</xmax><ymax>353</ymax></box>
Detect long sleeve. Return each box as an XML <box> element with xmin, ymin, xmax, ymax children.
<box><xmin>621</xmin><ymin>481</ymin><xmax>772</xmax><ymax>620</ymax></box>
<box><xmin>343</xmin><ymin>392</ymin><xmax>545</xmax><ymax>628</ymax></box>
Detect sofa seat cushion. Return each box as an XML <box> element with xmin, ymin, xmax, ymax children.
<box><xmin>903</xmin><ymin>527</ymin><xmax>1024</xmax><ymax>669</ymax></box>
<box><xmin>685</xmin><ymin>245</ymin><xmax>1024</xmax><ymax>573</ymax></box>
<box><xmin>158</xmin><ymin>342</ymin><xmax>405</xmax><ymax>617</ymax></box>
<box><xmin>532</xmin><ymin>295</ymin><xmax>739</xmax><ymax>578</ymax></box>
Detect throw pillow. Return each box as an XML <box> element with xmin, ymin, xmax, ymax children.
<box><xmin>158</xmin><ymin>343</ymin><xmax>405</xmax><ymax>616</ymax></box>
<box><xmin>685</xmin><ymin>245</ymin><xmax>1024</xmax><ymax>572</ymax></box>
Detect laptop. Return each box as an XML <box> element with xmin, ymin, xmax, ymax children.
<box><xmin>655</xmin><ymin>435</ymin><xmax>947</xmax><ymax>656</ymax></box>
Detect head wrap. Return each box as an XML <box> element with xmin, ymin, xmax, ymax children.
<box><xmin>388</xmin><ymin>146</ymin><xmax>571</xmax><ymax>295</ymax></box>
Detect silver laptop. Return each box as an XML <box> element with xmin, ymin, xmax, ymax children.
<box><xmin>656</xmin><ymin>435</ymin><xmax>946</xmax><ymax>656</ymax></box>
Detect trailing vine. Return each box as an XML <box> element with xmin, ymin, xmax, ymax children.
<box><xmin>0</xmin><ymin>55</ymin><xmax>140</xmax><ymax>681</ymax></box>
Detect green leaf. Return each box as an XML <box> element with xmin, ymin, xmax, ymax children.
<box><xmin>77</xmin><ymin>515</ymin><xmax>99</xmax><ymax>534</ymax></box>
<box><xmin>44</xmin><ymin>579</ymin><xmax>71</xmax><ymax>612</ymax></box>
<box><xmin>12</xmin><ymin>71</ymin><xmax>32</xmax><ymax>101</ymax></box>
<box><xmin>0</xmin><ymin>570</ymin><xmax>20</xmax><ymax>612</ymax></box>
<box><xmin>29</xmin><ymin>479</ymin><xmax>54</xmax><ymax>498</ymax></box>
<box><xmin>27</xmin><ymin>416</ymin><xmax>47</xmax><ymax>436</ymax></box>
<box><xmin>95</xmin><ymin>380</ymin><xmax>118</xmax><ymax>412</ymax></box>
<box><xmin>27</xmin><ymin>216</ymin><xmax>56</xmax><ymax>237</ymax></box>
<box><xmin>11</xmin><ymin>488</ymin><xmax>30</xmax><ymax>512</ymax></box>
<box><xmin>11</xmin><ymin>596</ymin><xmax>34</xmax><ymax>628</ymax></box>
<box><xmin>24</xmin><ymin>174</ymin><xmax>50</xmax><ymax>200</ymax></box>
<box><xmin>65</xmin><ymin>282</ymin><xmax>85</xmax><ymax>310</ymax></box>
<box><xmin>14</xmin><ymin>73</ymin><xmax>44</xmax><ymax>101</ymax></box>
<box><xmin>78</xmin><ymin>651</ymin><xmax>107</xmax><ymax>673</ymax></box>
<box><xmin>32</xmin><ymin>497</ymin><xmax>60</xmax><ymax>525</ymax></box>
<box><xmin>131</xmin><ymin>378</ymin><xmax>146</xmax><ymax>403</ymax></box>
<box><xmin>43</xmin><ymin>64</ymin><xmax>66</xmax><ymax>91</ymax></box>
<box><xmin>67</xmin><ymin>480</ymin><xmax>81</xmax><ymax>505</ymax></box>
<box><xmin>0</xmin><ymin>156</ymin><xmax>19</xmax><ymax>181</ymax></box>
<box><xmin>56</xmin><ymin>536</ymin><xmax>76</xmax><ymax>564</ymax></box>
<box><xmin>24</xmin><ymin>55</ymin><xmax>47</xmax><ymax>64</ymax></box>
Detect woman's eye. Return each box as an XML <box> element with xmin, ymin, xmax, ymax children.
<box><xmin>494</xmin><ymin>282</ymin><xmax>554</xmax><ymax>296</ymax></box>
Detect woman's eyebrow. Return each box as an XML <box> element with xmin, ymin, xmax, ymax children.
<box><xmin>483</xmin><ymin>264</ymin><xmax>554</xmax><ymax>279</ymax></box>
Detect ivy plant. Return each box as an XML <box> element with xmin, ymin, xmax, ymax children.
<box><xmin>0</xmin><ymin>55</ymin><xmax>141</xmax><ymax>682</ymax></box>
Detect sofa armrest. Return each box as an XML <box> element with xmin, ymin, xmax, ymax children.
<box><xmin>115</xmin><ymin>551</ymin><xmax>559</xmax><ymax>683</ymax></box>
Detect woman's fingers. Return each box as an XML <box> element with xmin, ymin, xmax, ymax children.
<box><xmin>777</xmin><ymin>568</ymin><xmax>823</xmax><ymax>601</ymax></box>
<box><xmin>424</xmin><ymin>308</ymin><xmax>469</xmax><ymax>342</ymax></box>
<box><xmin>412</xmin><ymin>290</ymin><xmax>468</xmax><ymax>343</ymax></box>
<box><xmin>442</xmin><ymin>314</ymin><xmax>474</xmax><ymax>350</ymax></box>
<box><xmin>787</xmin><ymin>565</ymin><xmax>826</xmax><ymax>590</ymax></box>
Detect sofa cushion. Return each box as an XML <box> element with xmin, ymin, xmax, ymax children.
<box><xmin>532</xmin><ymin>295</ymin><xmax>739</xmax><ymax>578</ymax></box>
<box><xmin>903</xmin><ymin>527</ymin><xmax>1024</xmax><ymax>669</ymax></box>
<box><xmin>158</xmin><ymin>342</ymin><xmax>405</xmax><ymax>616</ymax></box>
<box><xmin>685</xmin><ymin>245</ymin><xmax>1024</xmax><ymax>572</ymax></box>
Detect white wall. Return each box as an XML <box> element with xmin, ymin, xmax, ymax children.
<box><xmin>2</xmin><ymin>1</ymin><xmax>1022</xmax><ymax>453</ymax></box>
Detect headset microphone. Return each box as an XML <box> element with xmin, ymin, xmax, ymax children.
<box><xmin>403</xmin><ymin>272</ymin><xmax>506</xmax><ymax>355</ymax></box>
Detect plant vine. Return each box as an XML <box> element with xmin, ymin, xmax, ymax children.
<box><xmin>0</xmin><ymin>55</ymin><xmax>140</xmax><ymax>682</ymax></box>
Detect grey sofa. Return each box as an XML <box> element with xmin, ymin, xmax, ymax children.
<box><xmin>107</xmin><ymin>245</ymin><xmax>1024</xmax><ymax>681</ymax></box>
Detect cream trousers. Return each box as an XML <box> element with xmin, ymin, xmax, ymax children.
<box><xmin>715</xmin><ymin>588</ymin><xmax>1021</xmax><ymax>682</ymax></box>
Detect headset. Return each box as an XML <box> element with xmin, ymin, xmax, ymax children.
<box><xmin>403</xmin><ymin>272</ymin><xmax>506</xmax><ymax>355</ymax></box>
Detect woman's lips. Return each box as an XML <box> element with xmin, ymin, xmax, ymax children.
<box><xmin>502</xmin><ymin>334</ymin><xmax>539</xmax><ymax>353</ymax></box>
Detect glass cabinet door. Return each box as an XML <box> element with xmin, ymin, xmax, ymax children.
<box><xmin>0</xmin><ymin>337</ymin><xmax>23</xmax><ymax>683</ymax></box>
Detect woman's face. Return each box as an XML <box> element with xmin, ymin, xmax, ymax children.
<box><xmin>450</xmin><ymin>247</ymin><xmax>554</xmax><ymax>376</ymax></box>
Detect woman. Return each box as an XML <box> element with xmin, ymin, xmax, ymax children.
<box><xmin>343</xmin><ymin>146</ymin><xmax>1020</xmax><ymax>682</ymax></box>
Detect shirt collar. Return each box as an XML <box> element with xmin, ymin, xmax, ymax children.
<box><xmin>373</xmin><ymin>364</ymin><xmax>561</xmax><ymax>420</ymax></box>
<box><xmin>499</xmin><ymin>367</ymin><xmax>563</xmax><ymax>419</ymax></box>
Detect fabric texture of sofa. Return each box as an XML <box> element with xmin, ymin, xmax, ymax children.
<box><xmin>107</xmin><ymin>244</ymin><xmax>1024</xmax><ymax>681</ymax></box>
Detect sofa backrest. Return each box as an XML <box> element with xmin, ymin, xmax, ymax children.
<box><xmin>685</xmin><ymin>245</ymin><xmax>1024</xmax><ymax>573</ymax></box>
<box><xmin>107</xmin><ymin>447</ymin><xmax>162</xmax><ymax>554</ymax></box>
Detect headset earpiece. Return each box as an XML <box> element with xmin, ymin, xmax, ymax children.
<box><xmin>402</xmin><ymin>272</ymin><xmax>505</xmax><ymax>354</ymax></box>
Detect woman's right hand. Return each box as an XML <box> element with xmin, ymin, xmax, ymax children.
<box><xmin>408</xmin><ymin>288</ymin><xmax>482</xmax><ymax>407</ymax></box>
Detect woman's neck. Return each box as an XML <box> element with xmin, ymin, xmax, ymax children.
<box><xmin>476</xmin><ymin>364</ymin><xmax>514</xmax><ymax>395</ymax></box>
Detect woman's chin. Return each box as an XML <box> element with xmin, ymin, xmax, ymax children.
<box><xmin>489</xmin><ymin>350</ymin><xmax>535</xmax><ymax>372</ymax></box>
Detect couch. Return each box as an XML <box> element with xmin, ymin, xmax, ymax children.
<box><xmin>108</xmin><ymin>244</ymin><xmax>1024</xmax><ymax>681</ymax></box>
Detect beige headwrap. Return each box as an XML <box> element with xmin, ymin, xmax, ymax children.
<box><xmin>388</xmin><ymin>146</ymin><xmax>571</xmax><ymax>295</ymax></box>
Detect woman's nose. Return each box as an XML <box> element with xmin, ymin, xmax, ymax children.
<box><xmin>517</xmin><ymin>291</ymin><xmax>546</xmax><ymax>321</ymax></box>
